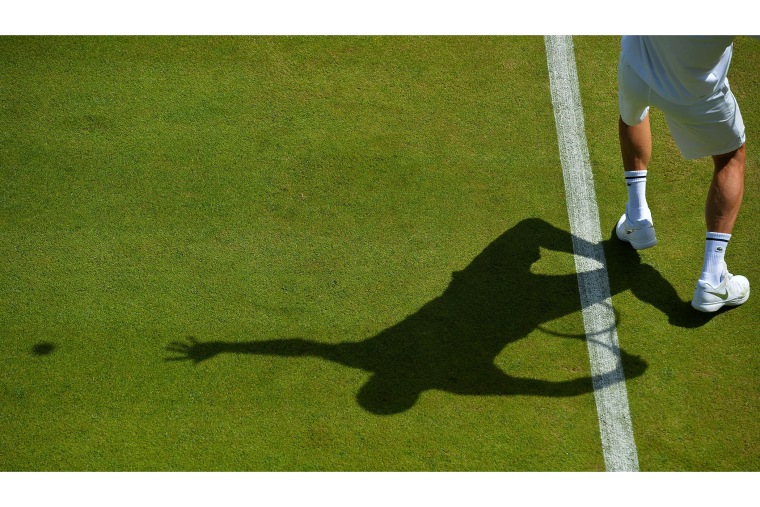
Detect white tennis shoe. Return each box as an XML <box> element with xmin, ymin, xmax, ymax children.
<box><xmin>691</xmin><ymin>262</ymin><xmax>750</xmax><ymax>312</ymax></box>
<box><xmin>615</xmin><ymin>211</ymin><xmax>658</xmax><ymax>250</ymax></box>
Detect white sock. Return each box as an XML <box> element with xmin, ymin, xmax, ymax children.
<box><xmin>700</xmin><ymin>232</ymin><xmax>731</xmax><ymax>286</ymax></box>
<box><xmin>624</xmin><ymin>170</ymin><xmax>650</xmax><ymax>222</ymax></box>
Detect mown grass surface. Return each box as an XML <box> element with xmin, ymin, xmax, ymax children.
<box><xmin>1</xmin><ymin>36</ymin><xmax>757</xmax><ymax>471</ymax></box>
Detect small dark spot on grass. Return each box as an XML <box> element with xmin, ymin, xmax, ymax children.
<box><xmin>32</xmin><ymin>342</ymin><xmax>56</xmax><ymax>356</ymax></box>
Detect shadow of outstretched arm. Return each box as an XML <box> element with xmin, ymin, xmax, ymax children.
<box><xmin>165</xmin><ymin>336</ymin><xmax>333</xmax><ymax>364</ymax></box>
<box><xmin>166</xmin><ymin>333</ymin><xmax>648</xmax><ymax>415</ymax></box>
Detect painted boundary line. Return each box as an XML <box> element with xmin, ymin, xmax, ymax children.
<box><xmin>544</xmin><ymin>35</ymin><xmax>639</xmax><ymax>472</ymax></box>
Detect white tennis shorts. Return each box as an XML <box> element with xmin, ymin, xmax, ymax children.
<box><xmin>618</xmin><ymin>54</ymin><xmax>746</xmax><ymax>160</ymax></box>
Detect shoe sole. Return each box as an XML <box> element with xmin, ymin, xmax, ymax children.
<box><xmin>627</xmin><ymin>236</ymin><xmax>658</xmax><ymax>250</ymax></box>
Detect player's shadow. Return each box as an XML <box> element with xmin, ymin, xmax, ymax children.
<box><xmin>166</xmin><ymin>218</ymin><xmax>712</xmax><ymax>415</ymax></box>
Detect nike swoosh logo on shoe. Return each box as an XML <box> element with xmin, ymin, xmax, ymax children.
<box><xmin>707</xmin><ymin>290</ymin><xmax>729</xmax><ymax>300</ymax></box>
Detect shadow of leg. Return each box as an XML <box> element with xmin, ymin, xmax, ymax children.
<box><xmin>604</xmin><ymin>227</ymin><xmax>716</xmax><ymax>329</ymax></box>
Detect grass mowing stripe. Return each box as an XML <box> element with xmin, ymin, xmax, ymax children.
<box><xmin>544</xmin><ymin>35</ymin><xmax>639</xmax><ymax>472</ymax></box>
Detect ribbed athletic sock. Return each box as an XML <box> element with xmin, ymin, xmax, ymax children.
<box><xmin>624</xmin><ymin>170</ymin><xmax>650</xmax><ymax>222</ymax></box>
<box><xmin>700</xmin><ymin>232</ymin><xmax>732</xmax><ymax>286</ymax></box>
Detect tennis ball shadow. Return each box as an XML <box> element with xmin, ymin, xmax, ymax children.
<box><xmin>32</xmin><ymin>342</ymin><xmax>56</xmax><ymax>356</ymax></box>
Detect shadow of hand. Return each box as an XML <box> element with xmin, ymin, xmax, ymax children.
<box><xmin>165</xmin><ymin>336</ymin><xmax>222</xmax><ymax>364</ymax></box>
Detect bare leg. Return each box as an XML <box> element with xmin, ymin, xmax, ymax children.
<box><xmin>617</xmin><ymin>115</ymin><xmax>656</xmax><ymax>240</ymax></box>
<box><xmin>693</xmin><ymin>143</ymin><xmax>750</xmax><ymax>311</ymax></box>
<box><xmin>706</xmin><ymin>144</ymin><xmax>746</xmax><ymax>234</ymax></box>
<box><xmin>619</xmin><ymin>114</ymin><xmax>652</xmax><ymax>172</ymax></box>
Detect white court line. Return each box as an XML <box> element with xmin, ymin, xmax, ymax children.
<box><xmin>544</xmin><ymin>35</ymin><xmax>639</xmax><ymax>472</ymax></box>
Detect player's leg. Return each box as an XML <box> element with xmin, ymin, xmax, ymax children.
<box><xmin>616</xmin><ymin>55</ymin><xmax>657</xmax><ymax>249</ymax></box>
<box><xmin>619</xmin><ymin>113</ymin><xmax>651</xmax><ymax>173</ymax></box>
<box><xmin>706</xmin><ymin>144</ymin><xmax>746</xmax><ymax>235</ymax></box>
<box><xmin>665</xmin><ymin>85</ymin><xmax>751</xmax><ymax>312</ymax></box>
<box><xmin>619</xmin><ymin>114</ymin><xmax>653</xmax><ymax>223</ymax></box>
<box><xmin>691</xmin><ymin>144</ymin><xmax>750</xmax><ymax>311</ymax></box>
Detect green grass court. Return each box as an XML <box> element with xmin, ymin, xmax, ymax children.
<box><xmin>1</xmin><ymin>36</ymin><xmax>758</xmax><ymax>471</ymax></box>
